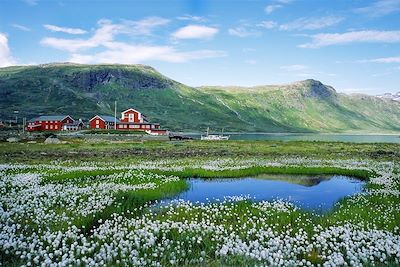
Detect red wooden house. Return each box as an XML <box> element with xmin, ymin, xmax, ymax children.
<box><xmin>89</xmin><ymin>108</ymin><xmax>168</xmax><ymax>135</ymax></box>
<box><xmin>26</xmin><ymin>115</ymin><xmax>75</xmax><ymax>132</ymax></box>
<box><xmin>117</xmin><ymin>108</ymin><xmax>167</xmax><ymax>135</ymax></box>
<box><xmin>89</xmin><ymin>115</ymin><xmax>119</xmax><ymax>130</ymax></box>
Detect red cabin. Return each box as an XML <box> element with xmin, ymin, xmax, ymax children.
<box><xmin>116</xmin><ymin>108</ymin><xmax>168</xmax><ymax>135</ymax></box>
<box><xmin>120</xmin><ymin>108</ymin><xmax>144</xmax><ymax>123</ymax></box>
<box><xmin>88</xmin><ymin>108</ymin><xmax>168</xmax><ymax>135</ymax></box>
<box><xmin>26</xmin><ymin>115</ymin><xmax>75</xmax><ymax>132</ymax></box>
<box><xmin>89</xmin><ymin>115</ymin><xmax>119</xmax><ymax>130</ymax></box>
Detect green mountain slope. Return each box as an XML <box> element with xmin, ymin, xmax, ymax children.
<box><xmin>1</xmin><ymin>63</ymin><xmax>399</xmax><ymax>132</ymax></box>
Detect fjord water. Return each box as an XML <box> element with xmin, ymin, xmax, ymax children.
<box><xmin>168</xmin><ymin>175</ymin><xmax>364</xmax><ymax>212</ymax></box>
<box><xmin>186</xmin><ymin>133</ymin><xmax>400</xmax><ymax>143</ymax></box>
<box><xmin>228</xmin><ymin>133</ymin><xmax>400</xmax><ymax>143</ymax></box>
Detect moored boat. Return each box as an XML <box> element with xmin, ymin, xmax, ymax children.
<box><xmin>201</xmin><ymin>127</ymin><xmax>230</xmax><ymax>140</ymax></box>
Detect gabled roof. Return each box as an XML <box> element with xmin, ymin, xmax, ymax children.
<box><xmin>64</xmin><ymin>121</ymin><xmax>84</xmax><ymax>126</ymax></box>
<box><xmin>90</xmin><ymin>115</ymin><xmax>120</xmax><ymax>123</ymax></box>
<box><xmin>121</xmin><ymin>108</ymin><xmax>142</xmax><ymax>114</ymax></box>
<box><xmin>28</xmin><ymin>115</ymin><xmax>73</xmax><ymax>122</ymax></box>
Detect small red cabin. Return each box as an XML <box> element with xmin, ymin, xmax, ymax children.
<box><xmin>89</xmin><ymin>115</ymin><xmax>119</xmax><ymax>130</ymax></box>
<box><xmin>27</xmin><ymin>115</ymin><xmax>74</xmax><ymax>132</ymax></box>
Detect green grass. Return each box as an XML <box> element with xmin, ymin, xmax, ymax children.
<box><xmin>154</xmin><ymin>166</ymin><xmax>372</xmax><ymax>180</ymax></box>
<box><xmin>1</xmin><ymin>139</ymin><xmax>399</xmax><ymax>266</ymax></box>
<box><xmin>1</xmin><ymin>139</ymin><xmax>400</xmax><ymax>164</ymax></box>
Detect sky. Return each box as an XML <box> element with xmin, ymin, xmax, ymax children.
<box><xmin>0</xmin><ymin>0</ymin><xmax>400</xmax><ymax>94</ymax></box>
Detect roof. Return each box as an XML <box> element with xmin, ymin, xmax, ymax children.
<box><xmin>90</xmin><ymin>115</ymin><xmax>120</xmax><ymax>123</ymax></box>
<box><xmin>121</xmin><ymin>108</ymin><xmax>142</xmax><ymax>114</ymax></box>
<box><xmin>28</xmin><ymin>115</ymin><xmax>73</xmax><ymax>122</ymax></box>
<box><xmin>64</xmin><ymin>121</ymin><xmax>84</xmax><ymax>126</ymax></box>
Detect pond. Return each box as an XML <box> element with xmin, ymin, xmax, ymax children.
<box><xmin>163</xmin><ymin>174</ymin><xmax>365</xmax><ymax>212</ymax></box>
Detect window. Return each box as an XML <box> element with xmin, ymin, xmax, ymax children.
<box><xmin>55</xmin><ymin>125</ymin><xmax>58</xmax><ymax>129</ymax></box>
<box><xmin>96</xmin><ymin>120</ymin><xmax>99</xmax><ymax>124</ymax></box>
<box><xmin>129</xmin><ymin>114</ymin><xmax>134</xmax><ymax>122</ymax></box>
<box><xmin>50</xmin><ymin>125</ymin><xmax>53</xmax><ymax>129</ymax></box>
<box><xmin>129</xmin><ymin>125</ymin><xmax>134</xmax><ymax>128</ymax></box>
<box><xmin>96</xmin><ymin>125</ymin><xmax>99</xmax><ymax>129</ymax></box>
<box><xmin>45</xmin><ymin>125</ymin><xmax>48</xmax><ymax>129</ymax></box>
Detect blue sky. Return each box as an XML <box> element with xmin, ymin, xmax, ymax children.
<box><xmin>1</xmin><ymin>0</ymin><xmax>400</xmax><ymax>94</ymax></box>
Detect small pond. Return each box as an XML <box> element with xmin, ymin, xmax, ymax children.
<box><xmin>163</xmin><ymin>174</ymin><xmax>365</xmax><ymax>212</ymax></box>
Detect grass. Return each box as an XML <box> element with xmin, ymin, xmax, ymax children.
<box><xmin>1</xmin><ymin>140</ymin><xmax>399</xmax><ymax>266</ymax></box>
<box><xmin>1</xmin><ymin>139</ymin><xmax>399</xmax><ymax>164</ymax></box>
<box><xmin>154</xmin><ymin>166</ymin><xmax>373</xmax><ymax>180</ymax></box>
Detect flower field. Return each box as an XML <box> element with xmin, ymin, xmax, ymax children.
<box><xmin>0</xmin><ymin>141</ymin><xmax>399</xmax><ymax>266</ymax></box>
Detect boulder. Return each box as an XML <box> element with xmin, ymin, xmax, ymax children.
<box><xmin>6</xmin><ymin>137</ymin><xmax>19</xmax><ymax>143</ymax></box>
<box><xmin>44</xmin><ymin>136</ymin><xmax>61</xmax><ymax>144</ymax></box>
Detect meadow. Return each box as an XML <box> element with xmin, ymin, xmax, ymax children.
<box><xmin>0</xmin><ymin>139</ymin><xmax>399</xmax><ymax>266</ymax></box>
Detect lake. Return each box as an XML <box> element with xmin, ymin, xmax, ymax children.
<box><xmin>184</xmin><ymin>133</ymin><xmax>400</xmax><ymax>143</ymax></box>
<box><xmin>163</xmin><ymin>174</ymin><xmax>365</xmax><ymax>212</ymax></box>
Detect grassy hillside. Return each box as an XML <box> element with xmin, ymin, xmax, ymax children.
<box><xmin>199</xmin><ymin>80</ymin><xmax>400</xmax><ymax>132</ymax></box>
<box><xmin>1</xmin><ymin>63</ymin><xmax>399</xmax><ymax>132</ymax></box>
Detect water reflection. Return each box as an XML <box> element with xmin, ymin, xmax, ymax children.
<box><xmin>164</xmin><ymin>175</ymin><xmax>364</xmax><ymax>212</ymax></box>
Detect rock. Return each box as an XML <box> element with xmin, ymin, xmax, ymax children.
<box><xmin>6</xmin><ymin>137</ymin><xmax>19</xmax><ymax>143</ymax></box>
<box><xmin>44</xmin><ymin>136</ymin><xmax>61</xmax><ymax>144</ymax></box>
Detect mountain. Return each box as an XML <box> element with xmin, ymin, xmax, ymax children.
<box><xmin>1</xmin><ymin>63</ymin><xmax>400</xmax><ymax>133</ymax></box>
<box><xmin>376</xmin><ymin>92</ymin><xmax>400</xmax><ymax>102</ymax></box>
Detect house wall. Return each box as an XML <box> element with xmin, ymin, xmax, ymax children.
<box><xmin>89</xmin><ymin>118</ymin><xmax>106</xmax><ymax>129</ymax></box>
<box><xmin>27</xmin><ymin>116</ymin><xmax>74</xmax><ymax>132</ymax></box>
<box><xmin>120</xmin><ymin>110</ymin><xmax>141</xmax><ymax>123</ymax></box>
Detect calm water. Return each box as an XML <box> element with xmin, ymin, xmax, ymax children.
<box><xmin>185</xmin><ymin>133</ymin><xmax>400</xmax><ymax>143</ymax></box>
<box><xmin>164</xmin><ymin>175</ymin><xmax>364</xmax><ymax>212</ymax></box>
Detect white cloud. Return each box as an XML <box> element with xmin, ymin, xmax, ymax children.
<box><xmin>257</xmin><ymin>20</ymin><xmax>277</xmax><ymax>29</ymax></box>
<box><xmin>44</xmin><ymin>24</ymin><xmax>87</xmax><ymax>35</ymax></box>
<box><xmin>361</xmin><ymin>56</ymin><xmax>400</xmax><ymax>63</ymax></box>
<box><xmin>177</xmin><ymin>15</ymin><xmax>206</xmax><ymax>22</ymax></box>
<box><xmin>265</xmin><ymin>0</ymin><xmax>293</xmax><ymax>14</ymax></box>
<box><xmin>0</xmin><ymin>33</ymin><xmax>15</xmax><ymax>67</ymax></box>
<box><xmin>121</xmin><ymin>17</ymin><xmax>170</xmax><ymax>36</ymax></box>
<box><xmin>70</xmin><ymin>43</ymin><xmax>226</xmax><ymax>64</ymax></box>
<box><xmin>265</xmin><ymin>4</ymin><xmax>283</xmax><ymax>14</ymax></box>
<box><xmin>280</xmin><ymin>16</ymin><xmax>344</xmax><ymax>31</ymax></box>
<box><xmin>299</xmin><ymin>30</ymin><xmax>400</xmax><ymax>48</ymax></box>
<box><xmin>355</xmin><ymin>0</ymin><xmax>400</xmax><ymax>17</ymax></box>
<box><xmin>41</xmin><ymin>20</ymin><xmax>117</xmax><ymax>52</ymax></box>
<box><xmin>41</xmin><ymin>18</ymin><xmax>170</xmax><ymax>52</ymax></box>
<box><xmin>228</xmin><ymin>26</ymin><xmax>261</xmax><ymax>37</ymax></box>
<box><xmin>280</xmin><ymin>64</ymin><xmax>309</xmax><ymax>71</ymax></box>
<box><xmin>41</xmin><ymin>19</ymin><xmax>225</xmax><ymax>64</ymax></box>
<box><xmin>12</xmin><ymin>24</ymin><xmax>31</xmax><ymax>31</ymax></box>
<box><xmin>171</xmin><ymin>25</ymin><xmax>218</xmax><ymax>39</ymax></box>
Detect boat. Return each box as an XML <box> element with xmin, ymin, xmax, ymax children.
<box><xmin>201</xmin><ymin>127</ymin><xmax>230</xmax><ymax>140</ymax></box>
